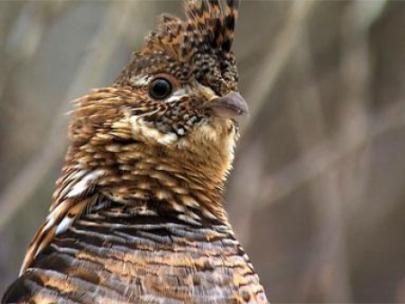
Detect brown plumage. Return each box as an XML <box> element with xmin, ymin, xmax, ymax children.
<box><xmin>2</xmin><ymin>1</ymin><xmax>268</xmax><ymax>303</ymax></box>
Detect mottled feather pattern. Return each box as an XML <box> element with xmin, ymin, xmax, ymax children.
<box><xmin>3</xmin><ymin>0</ymin><xmax>269</xmax><ymax>303</ymax></box>
<box><xmin>5</xmin><ymin>198</ymin><xmax>267</xmax><ymax>303</ymax></box>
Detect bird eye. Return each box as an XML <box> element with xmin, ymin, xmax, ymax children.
<box><xmin>149</xmin><ymin>77</ymin><xmax>173</xmax><ymax>100</ymax></box>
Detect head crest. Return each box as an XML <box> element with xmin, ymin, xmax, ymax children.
<box><xmin>144</xmin><ymin>0</ymin><xmax>240</xmax><ymax>60</ymax></box>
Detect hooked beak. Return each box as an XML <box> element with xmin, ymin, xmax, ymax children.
<box><xmin>207</xmin><ymin>92</ymin><xmax>249</xmax><ymax>119</ymax></box>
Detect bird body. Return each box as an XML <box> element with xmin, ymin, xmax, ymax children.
<box><xmin>3</xmin><ymin>1</ymin><xmax>269</xmax><ymax>303</ymax></box>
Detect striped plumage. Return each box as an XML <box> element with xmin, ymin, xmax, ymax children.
<box><xmin>2</xmin><ymin>1</ymin><xmax>268</xmax><ymax>303</ymax></box>
<box><xmin>5</xmin><ymin>199</ymin><xmax>265</xmax><ymax>303</ymax></box>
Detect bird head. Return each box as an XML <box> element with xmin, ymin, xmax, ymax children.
<box><xmin>69</xmin><ymin>0</ymin><xmax>245</xmax><ymax>184</ymax></box>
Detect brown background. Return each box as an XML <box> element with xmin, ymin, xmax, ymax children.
<box><xmin>1</xmin><ymin>0</ymin><xmax>405</xmax><ymax>302</ymax></box>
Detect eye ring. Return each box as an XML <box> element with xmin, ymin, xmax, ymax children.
<box><xmin>148</xmin><ymin>77</ymin><xmax>173</xmax><ymax>100</ymax></box>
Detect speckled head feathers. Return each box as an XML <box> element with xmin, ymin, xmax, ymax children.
<box><xmin>108</xmin><ymin>0</ymin><xmax>244</xmax><ymax>153</ymax></box>
<box><xmin>116</xmin><ymin>0</ymin><xmax>241</xmax><ymax>94</ymax></box>
<box><xmin>145</xmin><ymin>0</ymin><xmax>240</xmax><ymax>60</ymax></box>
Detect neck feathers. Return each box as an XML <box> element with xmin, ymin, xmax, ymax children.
<box><xmin>59</xmin><ymin>138</ymin><xmax>229</xmax><ymax>225</ymax></box>
<box><xmin>19</xmin><ymin>136</ymin><xmax>230</xmax><ymax>274</ymax></box>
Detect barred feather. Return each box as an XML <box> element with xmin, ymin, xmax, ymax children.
<box><xmin>5</xmin><ymin>198</ymin><xmax>267</xmax><ymax>303</ymax></box>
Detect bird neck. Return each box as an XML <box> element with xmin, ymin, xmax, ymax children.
<box><xmin>59</xmin><ymin>141</ymin><xmax>231</xmax><ymax>225</ymax></box>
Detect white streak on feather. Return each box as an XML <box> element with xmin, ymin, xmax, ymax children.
<box><xmin>56</xmin><ymin>170</ymin><xmax>88</xmax><ymax>200</ymax></box>
<box><xmin>55</xmin><ymin>216</ymin><xmax>75</xmax><ymax>235</ymax></box>
<box><xmin>42</xmin><ymin>217</ymin><xmax>55</xmax><ymax>232</ymax></box>
<box><xmin>165</xmin><ymin>88</ymin><xmax>188</xmax><ymax>103</ymax></box>
<box><xmin>66</xmin><ymin>169</ymin><xmax>104</xmax><ymax>198</ymax></box>
<box><xmin>130</xmin><ymin>116</ymin><xmax>178</xmax><ymax>145</ymax></box>
<box><xmin>71</xmin><ymin>169</ymin><xmax>88</xmax><ymax>180</ymax></box>
<box><xmin>47</xmin><ymin>200</ymin><xmax>70</xmax><ymax>221</ymax></box>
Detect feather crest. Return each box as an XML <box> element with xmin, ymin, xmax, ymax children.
<box><xmin>145</xmin><ymin>0</ymin><xmax>240</xmax><ymax>59</ymax></box>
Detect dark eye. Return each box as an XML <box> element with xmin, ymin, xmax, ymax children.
<box><xmin>149</xmin><ymin>77</ymin><xmax>173</xmax><ymax>100</ymax></box>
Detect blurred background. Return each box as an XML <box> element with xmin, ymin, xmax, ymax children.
<box><xmin>0</xmin><ymin>0</ymin><xmax>405</xmax><ymax>302</ymax></box>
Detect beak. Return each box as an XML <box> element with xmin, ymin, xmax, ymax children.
<box><xmin>207</xmin><ymin>92</ymin><xmax>249</xmax><ymax>119</ymax></box>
